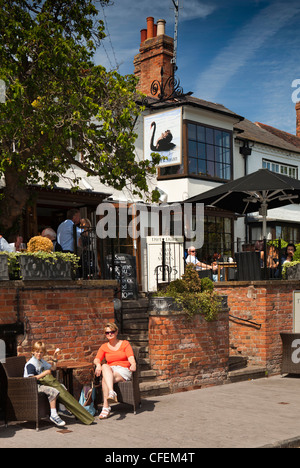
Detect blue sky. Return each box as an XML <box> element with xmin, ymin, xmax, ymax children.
<box><xmin>95</xmin><ymin>0</ymin><xmax>300</xmax><ymax>135</ymax></box>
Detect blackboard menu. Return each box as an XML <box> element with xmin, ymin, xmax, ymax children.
<box><xmin>105</xmin><ymin>254</ymin><xmax>138</xmax><ymax>300</ymax></box>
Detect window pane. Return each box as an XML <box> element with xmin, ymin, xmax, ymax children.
<box><xmin>215</xmin><ymin>163</ymin><xmax>223</xmax><ymax>179</ymax></box>
<box><xmin>188</xmin><ymin>140</ymin><xmax>197</xmax><ymax>157</ymax></box>
<box><xmin>223</xmin><ymin>132</ymin><xmax>230</xmax><ymax>148</ymax></box>
<box><xmin>197</xmin><ymin>125</ymin><xmax>205</xmax><ymax>142</ymax></box>
<box><xmin>198</xmin><ymin>159</ymin><xmax>206</xmax><ymax>175</ymax></box>
<box><xmin>188</xmin><ymin>123</ymin><xmax>197</xmax><ymax>140</ymax></box>
<box><xmin>224</xmin><ymin>149</ymin><xmax>231</xmax><ymax>164</ymax></box>
<box><xmin>189</xmin><ymin>158</ymin><xmax>197</xmax><ymax>174</ymax></box>
<box><xmin>223</xmin><ymin>164</ymin><xmax>231</xmax><ymax>180</ymax></box>
<box><xmin>214</xmin><ymin>130</ymin><xmax>223</xmax><ymax>146</ymax></box>
<box><xmin>215</xmin><ymin>146</ymin><xmax>223</xmax><ymax>163</ymax></box>
<box><xmin>206</xmin><ymin>144</ymin><xmax>215</xmax><ymax>161</ymax></box>
<box><xmin>206</xmin><ymin>128</ymin><xmax>214</xmax><ymax>145</ymax></box>
<box><xmin>224</xmin><ymin>218</ymin><xmax>231</xmax><ymax>232</ymax></box>
<box><xmin>197</xmin><ymin>142</ymin><xmax>206</xmax><ymax>158</ymax></box>
<box><xmin>207</xmin><ymin>160</ymin><xmax>215</xmax><ymax>177</ymax></box>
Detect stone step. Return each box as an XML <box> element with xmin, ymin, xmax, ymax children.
<box><xmin>122</xmin><ymin>322</ymin><xmax>149</xmax><ymax>332</ymax></box>
<box><xmin>139</xmin><ymin>380</ymin><xmax>171</xmax><ymax>397</ymax></box>
<box><xmin>139</xmin><ymin>357</ymin><xmax>151</xmax><ymax>369</ymax></box>
<box><xmin>140</xmin><ymin>369</ymin><xmax>157</xmax><ymax>380</ymax></box>
<box><xmin>121</xmin><ymin>299</ymin><xmax>150</xmax><ymax>312</ymax></box>
<box><xmin>227</xmin><ymin>366</ymin><xmax>267</xmax><ymax>383</ymax></box>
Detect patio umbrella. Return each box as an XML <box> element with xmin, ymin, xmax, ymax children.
<box><xmin>186</xmin><ymin>168</ymin><xmax>300</xmax><ymax>238</ymax></box>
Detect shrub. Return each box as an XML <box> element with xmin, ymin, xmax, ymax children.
<box><xmin>155</xmin><ymin>264</ymin><xmax>221</xmax><ymax>321</ymax></box>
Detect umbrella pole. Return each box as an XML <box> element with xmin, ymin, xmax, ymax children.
<box><xmin>260</xmin><ymin>201</ymin><xmax>268</xmax><ymax>239</ymax></box>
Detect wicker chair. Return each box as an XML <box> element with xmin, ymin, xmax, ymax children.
<box><xmin>0</xmin><ymin>356</ymin><xmax>50</xmax><ymax>431</ymax></box>
<box><xmin>113</xmin><ymin>346</ymin><xmax>141</xmax><ymax>414</ymax></box>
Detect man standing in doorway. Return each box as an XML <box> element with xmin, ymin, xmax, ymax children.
<box><xmin>57</xmin><ymin>209</ymin><xmax>81</xmax><ymax>253</ymax></box>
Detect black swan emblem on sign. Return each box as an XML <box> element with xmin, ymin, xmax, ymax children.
<box><xmin>150</xmin><ymin>121</ymin><xmax>176</xmax><ymax>152</ymax></box>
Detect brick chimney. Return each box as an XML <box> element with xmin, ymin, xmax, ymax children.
<box><xmin>296</xmin><ymin>102</ymin><xmax>300</xmax><ymax>137</ymax></box>
<box><xmin>134</xmin><ymin>17</ymin><xmax>174</xmax><ymax>97</ymax></box>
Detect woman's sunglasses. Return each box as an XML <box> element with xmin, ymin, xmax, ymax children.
<box><xmin>105</xmin><ymin>330</ymin><xmax>116</xmax><ymax>336</ymax></box>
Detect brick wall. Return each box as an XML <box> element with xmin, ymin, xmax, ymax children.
<box><xmin>215</xmin><ymin>280</ymin><xmax>297</xmax><ymax>374</ymax></box>
<box><xmin>148</xmin><ymin>309</ymin><xmax>229</xmax><ymax>392</ymax></box>
<box><xmin>0</xmin><ymin>280</ymin><xmax>116</xmax><ymax>396</ymax></box>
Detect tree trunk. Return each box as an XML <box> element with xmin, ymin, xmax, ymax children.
<box><xmin>0</xmin><ymin>168</ymin><xmax>29</xmax><ymax>234</ymax></box>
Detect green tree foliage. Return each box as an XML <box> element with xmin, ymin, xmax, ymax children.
<box><xmin>0</xmin><ymin>0</ymin><xmax>161</xmax><ymax>233</ymax></box>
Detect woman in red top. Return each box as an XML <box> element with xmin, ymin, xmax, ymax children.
<box><xmin>94</xmin><ymin>322</ymin><xmax>136</xmax><ymax>419</ymax></box>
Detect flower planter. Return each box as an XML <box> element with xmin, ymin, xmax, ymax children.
<box><xmin>149</xmin><ymin>295</ymin><xmax>228</xmax><ymax>314</ymax></box>
<box><xmin>19</xmin><ymin>256</ymin><xmax>73</xmax><ymax>281</ymax></box>
<box><xmin>0</xmin><ymin>255</ymin><xmax>9</xmax><ymax>281</ymax></box>
<box><xmin>149</xmin><ymin>296</ymin><xmax>182</xmax><ymax>313</ymax></box>
<box><xmin>285</xmin><ymin>263</ymin><xmax>300</xmax><ymax>280</ymax></box>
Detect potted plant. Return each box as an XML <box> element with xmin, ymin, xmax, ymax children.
<box><xmin>7</xmin><ymin>236</ymin><xmax>79</xmax><ymax>280</ymax></box>
<box><xmin>149</xmin><ymin>264</ymin><xmax>225</xmax><ymax>322</ymax></box>
<box><xmin>282</xmin><ymin>261</ymin><xmax>300</xmax><ymax>280</ymax></box>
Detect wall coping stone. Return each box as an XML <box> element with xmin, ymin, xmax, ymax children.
<box><xmin>215</xmin><ymin>280</ymin><xmax>300</xmax><ymax>288</ymax></box>
<box><xmin>0</xmin><ymin>279</ymin><xmax>118</xmax><ymax>290</ymax></box>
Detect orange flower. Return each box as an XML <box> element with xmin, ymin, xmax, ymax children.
<box><xmin>27</xmin><ymin>236</ymin><xmax>53</xmax><ymax>253</ymax></box>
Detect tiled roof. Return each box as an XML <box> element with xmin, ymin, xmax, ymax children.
<box><xmin>234</xmin><ymin>118</ymin><xmax>300</xmax><ymax>154</ymax></box>
<box><xmin>255</xmin><ymin>122</ymin><xmax>300</xmax><ymax>148</ymax></box>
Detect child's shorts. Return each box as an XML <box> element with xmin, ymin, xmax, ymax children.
<box><xmin>38</xmin><ymin>384</ymin><xmax>60</xmax><ymax>403</ymax></box>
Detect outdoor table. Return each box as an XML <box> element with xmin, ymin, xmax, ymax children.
<box><xmin>280</xmin><ymin>333</ymin><xmax>300</xmax><ymax>375</ymax></box>
<box><xmin>55</xmin><ymin>361</ymin><xmax>92</xmax><ymax>395</ymax></box>
<box><xmin>217</xmin><ymin>262</ymin><xmax>237</xmax><ymax>281</ymax></box>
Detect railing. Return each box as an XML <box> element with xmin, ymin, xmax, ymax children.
<box><xmin>76</xmin><ymin>228</ymin><xmax>99</xmax><ymax>280</ymax></box>
<box><xmin>185</xmin><ymin>238</ymin><xmax>287</xmax><ymax>282</ymax></box>
<box><xmin>76</xmin><ymin>228</ymin><xmax>292</xmax><ymax>284</ymax></box>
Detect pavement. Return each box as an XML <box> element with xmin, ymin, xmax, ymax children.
<box><xmin>1</xmin><ymin>374</ymin><xmax>300</xmax><ymax>450</ymax></box>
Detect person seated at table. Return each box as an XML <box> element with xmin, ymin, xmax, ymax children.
<box><xmin>41</xmin><ymin>227</ymin><xmax>63</xmax><ymax>252</ymax></box>
<box><xmin>23</xmin><ymin>341</ymin><xmax>66</xmax><ymax>427</ymax></box>
<box><xmin>94</xmin><ymin>322</ymin><xmax>136</xmax><ymax>420</ymax></box>
<box><xmin>185</xmin><ymin>246</ymin><xmax>213</xmax><ymax>271</ymax></box>
<box><xmin>282</xmin><ymin>243</ymin><xmax>296</xmax><ymax>264</ymax></box>
<box><xmin>266</xmin><ymin>245</ymin><xmax>279</xmax><ymax>278</ymax></box>
<box><xmin>0</xmin><ymin>235</ymin><xmax>14</xmax><ymax>252</ymax></box>
<box><xmin>24</xmin><ymin>341</ymin><xmax>95</xmax><ymax>426</ymax></box>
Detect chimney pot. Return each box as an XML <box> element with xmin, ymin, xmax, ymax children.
<box><xmin>140</xmin><ymin>29</ymin><xmax>147</xmax><ymax>43</ymax></box>
<box><xmin>147</xmin><ymin>17</ymin><xmax>154</xmax><ymax>39</ymax></box>
<box><xmin>157</xmin><ymin>19</ymin><xmax>166</xmax><ymax>36</ymax></box>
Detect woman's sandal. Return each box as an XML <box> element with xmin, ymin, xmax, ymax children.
<box><xmin>107</xmin><ymin>390</ymin><xmax>118</xmax><ymax>404</ymax></box>
<box><xmin>99</xmin><ymin>406</ymin><xmax>111</xmax><ymax>420</ymax></box>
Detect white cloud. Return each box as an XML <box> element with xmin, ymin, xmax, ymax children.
<box><xmin>195</xmin><ymin>1</ymin><xmax>300</xmax><ymax>102</ymax></box>
<box><xmin>95</xmin><ymin>0</ymin><xmax>216</xmax><ymax>71</ymax></box>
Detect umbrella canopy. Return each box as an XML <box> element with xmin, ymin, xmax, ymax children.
<box><xmin>186</xmin><ymin>169</ymin><xmax>300</xmax><ymax>237</ymax></box>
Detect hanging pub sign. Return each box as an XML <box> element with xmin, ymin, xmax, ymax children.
<box><xmin>144</xmin><ymin>107</ymin><xmax>182</xmax><ymax>167</ymax></box>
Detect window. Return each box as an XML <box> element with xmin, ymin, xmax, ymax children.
<box><xmin>200</xmin><ymin>215</ymin><xmax>233</xmax><ymax>261</ymax></box>
<box><xmin>187</xmin><ymin>123</ymin><xmax>232</xmax><ymax>180</ymax></box>
<box><xmin>263</xmin><ymin>159</ymin><xmax>298</xmax><ymax>179</ymax></box>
